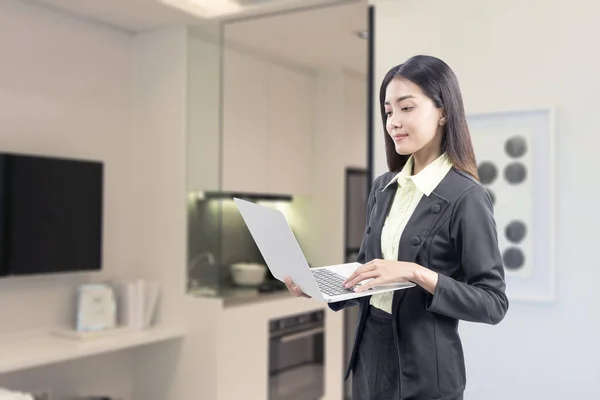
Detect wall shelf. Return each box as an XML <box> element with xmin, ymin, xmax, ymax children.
<box><xmin>0</xmin><ymin>326</ymin><xmax>185</xmax><ymax>375</ymax></box>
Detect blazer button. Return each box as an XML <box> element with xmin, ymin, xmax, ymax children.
<box><xmin>431</xmin><ymin>204</ymin><xmax>441</xmax><ymax>214</ymax></box>
<box><xmin>366</xmin><ymin>225</ymin><xmax>371</xmax><ymax>233</ymax></box>
<box><xmin>411</xmin><ymin>236</ymin><xmax>421</xmax><ymax>246</ymax></box>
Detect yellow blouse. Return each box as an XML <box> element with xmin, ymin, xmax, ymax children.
<box><xmin>370</xmin><ymin>153</ymin><xmax>453</xmax><ymax>313</ymax></box>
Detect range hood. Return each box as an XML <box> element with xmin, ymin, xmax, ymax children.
<box><xmin>194</xmin><ymin>190</ymin><xmax>293</xmax><ymax>202</ymax></box>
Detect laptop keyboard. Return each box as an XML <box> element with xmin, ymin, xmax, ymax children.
<box><xmin>311</xmin><ymin>269</ymin><xmax>357</xmax><ymax>297</ymax></box>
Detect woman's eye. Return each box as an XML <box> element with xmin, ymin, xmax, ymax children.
<box><xmin>401</xmin><ymin>106</ymin><xmax>413</xmax><ymax>112</ymax></box>
<box><xmin>385</xmin><ymin>111</ymin><xmax>392</xmax><ymax>117</ymax></box>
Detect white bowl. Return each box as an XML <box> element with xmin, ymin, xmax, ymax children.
<box><xmin>231</xmin><ymin>263</ymin><xmax>266</xmax><ymax>286</ymax></box>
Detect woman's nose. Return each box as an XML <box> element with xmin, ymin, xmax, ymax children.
<box><xmin>389</xmin><ymin>117</ymin><xmax>403</xmax><ymax>130</ymax></box>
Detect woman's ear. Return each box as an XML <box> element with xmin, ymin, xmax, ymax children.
<box><xmin>439</xmin><ymin>109</ymin><xmax>447</xmax><ymax>126</ymax></box>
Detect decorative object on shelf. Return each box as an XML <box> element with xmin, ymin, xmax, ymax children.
<box><xmin>467</xmin><ymin>107</ymin><xmax>556</xmax><ymax>302</ymax></box>
<box><xmin>54</xmin><ymin>280</ymin><xmax>161</xmax><ymax>341</ymax></box>
<box><xmin>75</xmin><ymin>284</ymin><xmax>117</xmax><ymax>332</ymax></box>
<box><xmin>114</xmin><ymin>279</ymin><xmax>161</xmax><ymax>330</ymax></box>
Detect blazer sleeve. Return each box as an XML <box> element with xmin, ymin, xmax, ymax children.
<box><xmin>426</xmin><ymin>184</ymin><xmax>509</xmax><ymax>325</ymax></box>
<box><xmin>327</xmin><ymin>176</ymin><xmax>380</xmax><ymax>312</ymax></box>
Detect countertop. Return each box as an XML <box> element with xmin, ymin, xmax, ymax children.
<box><xmin>221</xmin><ymin>287</ymin><xmax>292</xmax><ymax>307</ymax></box>
<box><xmin>188</xmin><ymin>282</ymin><xmax>293</xmax><ymax>307</ymax></box>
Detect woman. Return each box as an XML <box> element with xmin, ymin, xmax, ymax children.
<box><xmin>284</xmin><ymin>55</ymin><xmax>509</xmax><ymax>400</ymax></box>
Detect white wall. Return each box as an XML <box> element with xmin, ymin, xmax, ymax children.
<box><xmin>129</xmin><ymin>27</ymin><xmax>225</xmax><ymax>400</ymax></box>
<box><xmin>299</xmin><ymin>69</ymin><xmax>367</xmax><ymax>268</ymax></box>
<box><xmin>0</xmin><ymin>0</ymin><xmax>137</xmax><ymax>398</ymax></box>
<box><xmin>372</xmin><ymin>0</ymin><xmax>600</xmax><ymax>398</ymax></box>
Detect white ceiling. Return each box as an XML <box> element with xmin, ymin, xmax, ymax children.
<box><xmin>25</xmin><ymin>0</ymin><xmax>368</xmax><ymax>74</ymax></box>
<box><xmin>224</xmin><ymin>0</ymin><xmax>368</xmax><ymax>74</ymax></box>
<box><xmin>26</xmin><ymin>0</ymin><xmax>202</xmax><ymax>31</ymax></box>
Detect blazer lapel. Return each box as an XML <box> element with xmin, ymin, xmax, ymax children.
<box><xmin>370</xmin><ymin>184</ymin><xmax>397</xmax><ymax>259</ymax></box>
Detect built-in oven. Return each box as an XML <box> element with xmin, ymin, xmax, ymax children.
<box><xmin>268</xmin><ymin>310</ymin><xmax>325</xmax><ymax>400</ymax></box>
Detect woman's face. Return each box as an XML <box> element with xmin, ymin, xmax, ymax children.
<box><xmin>384</xmin><ymin>77</ymin><xmax>444</xmax><ymax>157</ymax></box>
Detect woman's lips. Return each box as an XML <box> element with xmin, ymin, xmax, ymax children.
<box><xmin>392</xmin><ymin>133</ymin><xmax>408</xmax><ymax>141</ymax></box>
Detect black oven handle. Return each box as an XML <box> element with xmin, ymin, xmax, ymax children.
<box><xmin>276</xmin><ymin>327</ymin><xmax>325</xmax><ymax>344</ymax></box>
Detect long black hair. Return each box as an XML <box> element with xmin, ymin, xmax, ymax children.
<box><xmin>379</xmin><ymin>55</ymin><xmax>479</xmax><ymax>180</ymax></box>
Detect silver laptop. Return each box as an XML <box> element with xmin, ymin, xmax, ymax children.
<box><xmin>234</xmin><ymin>198</ymin><xmax>415</xmax><ymax>303</ymax></box>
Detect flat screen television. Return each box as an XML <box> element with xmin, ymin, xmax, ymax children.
<box><xmin>0</xmin><ymin>152</ymin><xmax>103</xmax><ymax>277</ymax></box>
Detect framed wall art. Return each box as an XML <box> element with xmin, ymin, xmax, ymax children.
<box><xmin>467</xmin><ymin>107</ymin><xmax>557</xmax><ymax>302</ymax></box>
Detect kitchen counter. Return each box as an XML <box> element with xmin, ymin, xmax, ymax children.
<box><xmin>214</xmin><ymin>294</ymin><xmax>344</xmax><ymax>400</ymax></box>
<box><xmin>186</xmin><ymin>279</ymin><xmax>345</xmax><ymax>400</ymax></box>
<box><xmin>188</xmin><ymin>280</ymin><xmax>293</xmax><ymax>307</ymax></box>
<box><xmin>220</xmin><ymin>287</ymin><xmax>292</xmax><ymax>307</ymax></box>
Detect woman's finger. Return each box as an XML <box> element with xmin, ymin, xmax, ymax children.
<box><xmin>344</xmin><ymin>262</ymin><xmax>376</xmax><ymax>285</ymax></box>
<box><xmin>344</xmin><ymin>267</ymin><xmax>363</xmax><ymax>285</ymax></box>
<box><xmin>284</xmin><ymin>277</ymin><xmax>309</xmax><ymax>298</ymax></box>
<box><xmin>285</xmin><ymin>277</ymin><xmax>302</xmax><ymax>297</ymax></box>
<box><xmin>345</xmin><ymin>270</ymin><xmax>380</xmax><ymax>288</ymax></box>
<box><xmin>344</xmin><ymin>264</ymin><xmax>366</xmax><ymax>284</ymax></box>
<box><xmin>294</xmin><ymin>285</ymin><xmax>309</xmax><ymax>298</ymax></box>
<box><xmin>355</xmin><ymin>277</ymin><xmax>383</xmax><ymax>292</ymax></box>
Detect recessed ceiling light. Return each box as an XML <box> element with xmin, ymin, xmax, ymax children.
<box><xmin>159</xmin><ymin>0</ymin><xmax>243</xmax><ymax>19</ymax></box>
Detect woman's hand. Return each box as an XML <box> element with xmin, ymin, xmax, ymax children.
<box><xmin>343</xmin><ymin>259</ymin><xmax>440</xmax><ymax>294</ymax></box>
<box><xmin>343</xmin><ymin>259</ymin><xmax>419</xmax><ymax>292</ymax></box>
<box><xmin>284</xmin><ymin>276</ymin><xmax>310</xmax><ymax>298</ymax></box>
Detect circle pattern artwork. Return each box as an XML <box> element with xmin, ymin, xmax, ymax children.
<box><xmin>505</xmin><ymin>136</ymin><xmax>527</xmax><ymax>158</ymax></box>
<box><xmin>503</xmin><ymin>247</ymin><xmax>525</xmax><ymax>270</ymax></box>
<box><xmin>475</xmin><ymin>133</ymin><xmax>531</xmax><ymax>274</ymax></box>
<box><xmin>504</xmin><ymin>162</ymin><xmax>527</xmax><ymax>184</ymax></box>
<box><xmin>505</xmin><ymin>220</ymin><xmax>527</xmax><ymax>243</ymax></box>
<box><xmin>478</xmin><ymin>161</ymin><xmax>498</xmax><ymax>185</ymax></box>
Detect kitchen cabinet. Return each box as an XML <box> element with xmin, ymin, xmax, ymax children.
<box><xmin>187</xmin><ymin>33</ymin><xmax>221</xmax><ymax>192</ymax></box>
<box><xmin>222</xmin><ymin>47</ymin><xmax>270</xmax><ymax>193</ymax></box>
<box><xmin>222</xmin><ymin>48</ymin><xmax>314</xmax><ymax>195</ymax></box>
<box><xmin>266</xmin><ymin>64</ymin><xmax>313</xmax><ymax>195</ymax></box>
<box><xmin>213</xmin><ymin>296</ymin><xmax>344</xmax><ymax>400</ymax></box>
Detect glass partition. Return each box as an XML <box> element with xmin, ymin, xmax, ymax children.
<box><xmin>186</xmin><ymin>23</ymin><xmax>224</xmax><ymax>296</ymax></box>
<box><xmin>185</xmin><ymin>1</ymin><xmax>368</xmax><ymax>301</ymax></box>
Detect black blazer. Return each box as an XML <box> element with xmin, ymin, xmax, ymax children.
<box><xmin>329</xmin><ymin>168</ymin><xmax>509</xmax><ymax>400</ymax></box>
